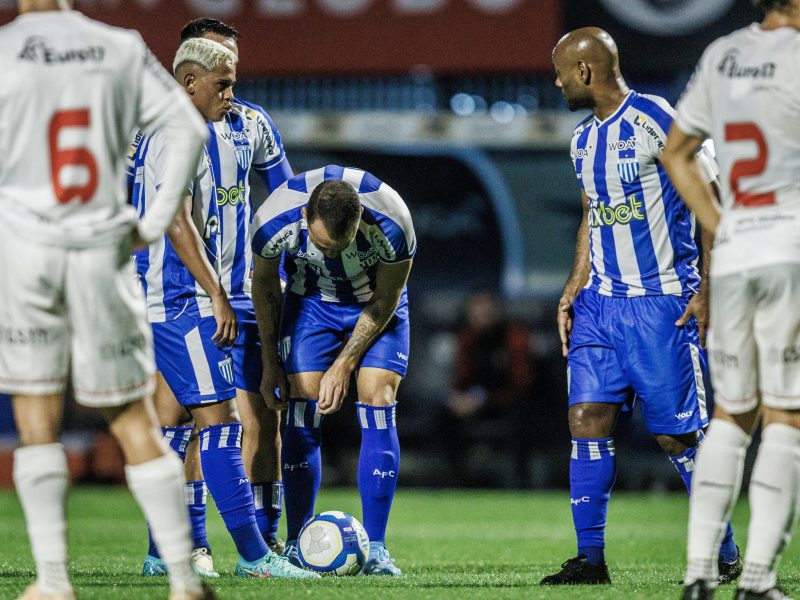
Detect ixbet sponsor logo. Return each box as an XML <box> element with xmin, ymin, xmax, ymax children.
<box><xmin>588</xmin><ymin>195</ymin><xmax>645</xmax><ymax>228</ymax></box>
<box><xmin>217</xmin><ymin>181</ymin><xmax>246</xmax><ymax>207</ymax></box>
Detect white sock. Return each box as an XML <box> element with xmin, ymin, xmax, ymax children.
<box><xmin>13</xmin><ymin>443</ymin><xmax>72</xmax><ymax>595</ymax></box>
<box><xmin>126</xmin><ymin>453</ymin><xmax>201</xmax><ymax>596</ymax></box>
<box><xmin>740</xmin><ymin>423</ymin><xmax>800</xmax><ymax>592</ymax></box>
<box><xmin>685</xmin><ymin>419</ymin><xmax>751</xmax><ymax>586</ymax></box>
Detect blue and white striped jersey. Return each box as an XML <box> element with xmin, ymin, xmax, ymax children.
<box><xmin>571</xmin><ymin>91</ymin><xmax>713</xmax><ymax>298</ymax></box>
<box><xmin>129</xmin><ymin>129</ymin><xmax>221</xmax><ymax>322</ymax></box>
<box><xmin>207</xmin><ymin>98</ymin><xmax>292</xmax><ymax>303</ymax></box>
<box><xmin>251</xmin><ymin>165</ymin><xmax>416</xmax><ymax>304</ymax></box>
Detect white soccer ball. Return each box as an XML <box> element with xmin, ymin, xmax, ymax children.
<box><xmin>297</xmin><ymin>511</ymin><xmax>370</xmax><ymax>576</ymax></box>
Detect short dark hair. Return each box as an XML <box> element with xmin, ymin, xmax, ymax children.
<box><xmin>753</xmin><ymin>0</ymin><xmax>794</xmax><ymax>13</ymax></box>
<box><xmin>180</xmin><ymin>18</ymin><xmax>240</xmax><ymax>43</ymax></box>
<box><xmin>306</xmin><ymin>180</ymin><xmax>361</xmax><ymax>239</ymax></box>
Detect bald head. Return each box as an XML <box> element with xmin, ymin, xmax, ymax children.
<box><xmin>553</xmin><ymin>27</ymin><xmax>620</xmax><ymax>77</ymax></box>
<box><xmin>552</xmin><ymin>27</ymin><xmax>628</xmax><ymax>113</ymax></box>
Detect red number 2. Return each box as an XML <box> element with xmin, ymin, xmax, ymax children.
<box><xmin>724</xmin><ymin>122</ymin><xmax>775</xmax><ymax>207</ymax></box>
<box><xmin>48</xmin><ymin>109</ymin><xmax>98</xmax><ymax>204</ymax></box>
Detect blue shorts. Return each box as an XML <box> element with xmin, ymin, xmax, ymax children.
<box><xmin>231</xmin><ymin>300</ymin><xmax>262</xmax><ymax>393</ymax></box>
<box><xmin>152</xmin><ymin>313</ymin><xmax>236</xmax><ymax>406</ymax></box>
<box><xmin>279</xmin><ymin>292</ymin><xmax>410</xmax><ymax>376</ymax></box>
<box><xmin>568</xmin><ymin>289</ymin><xmax>709</xmax><ymax>435</ymax></box>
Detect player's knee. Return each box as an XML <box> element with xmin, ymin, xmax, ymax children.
<box><xmin>568</xmin><ymin>403</ymin><xmax>615</xmax><ymax>437</ymax></box>
<box><xmin>359</xmin><ymin>386</ymin><xmax>397</xmax><ymax>407</ymax></box>
<box><xmin>655</xmin><ymin>432</ymin><xmax>698</xmax><ymax>455</ymax></box>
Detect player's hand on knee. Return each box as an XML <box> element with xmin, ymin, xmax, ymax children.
<box><xmin>318</xmin><ymin>364</ymin><xmax>350</xmax><ymax>415</ymax></box>
<box><xmin>675</xmin><ymin>290</ymin><xmax>708</xmax><ymax>347</ymax></box>
<box><xmin>211</xmin><ymin>293</ymin><xmax>238</xmax><ymax>347</ymax></box>
<box><xmin>557</xmin><ymin>293</ymin><xmax>576</xmax><ymax>358</ymax></box>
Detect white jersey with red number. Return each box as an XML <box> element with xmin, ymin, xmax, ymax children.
<box><xmin>675</xmin><ymin>24</ymin><xmax>800</xmax><ymax>276</ymax></box>
<box><xmin>0</xmin><ymin>10</ymin><xmax>190</xmax><ymax>248</ymax></box>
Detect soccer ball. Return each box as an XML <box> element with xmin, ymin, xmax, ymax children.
<box><xmin>297</xmin><ymin>511</ymin><xmax>370</xmax><ymax>575</ymax></box>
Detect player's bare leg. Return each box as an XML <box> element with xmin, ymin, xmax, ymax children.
<box><xmin>12</xmin><ymin>394</ymin><xmax>73</xmax><ymax>600</ymax></box>
<box><xmin>237</xmin><ymin>389</ymin><xmax>284</xmax><ymax>552</ymax></box>
<box><xmin>355</xmin><ymin>368</ymin><xmax>403</xmax><ymax>576</ymax></box>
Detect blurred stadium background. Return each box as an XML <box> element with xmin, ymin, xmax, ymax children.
<box><xmin>0</xmin><ymin>0</ymin><xmax>764</xmax><ymax>491</ymax></box>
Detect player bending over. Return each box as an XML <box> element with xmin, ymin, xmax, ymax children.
<box><xmin>251</xmin><ymin>166</ymin><xmax>415</xmax><ymax>576</ymax></box>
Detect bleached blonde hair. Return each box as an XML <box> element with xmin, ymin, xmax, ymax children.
<box><xmin>173</xmin><ymin>37</ymin><xmax>237</xmax><ymax>75</ymax></box>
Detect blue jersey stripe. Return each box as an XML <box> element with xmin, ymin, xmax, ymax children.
<box><xmin>657</xmin><ymin>163</ymin><xmax>700</xmax><ymax>296</ymax></box>
<box><xmin>634</xmin><ymin>95</ymin><xmax>673</xmax><ymax>137</ymax></box>
<box><xmin>323</xmin><ymin>165</ymin><xmax>345</xmax><ymax>181</ymax></box>
<box><xmin>574</xmin><ymin>125</ymin><xmax>602</xmax><ymax>293</ymax></box>
<box><xmin>226</xmin><ymin>113</ymin><xmax>249</xmax><ymax>298</ymax></box>
<box><xmin>593</xmin><ymin>126</ymin><xmax>628</xmax><ymax>296</ymax></box>
<box><xmin>617</xmin><ymin>120</ymin><xmax>662</xmax><ymax>294</ymax></box>
<box><xmin>358</xmin><ymin>171</ymin><xmax>382</xmax><ymax>194</ymax></box>
<box><xmin>288</xmin><ymin>174</ymin><xmax>307</xmax><ymax>193</ymax></box>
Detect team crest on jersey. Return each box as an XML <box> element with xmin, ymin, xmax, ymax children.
<box><xmin>218</xmin><ymin>356</ymin><xmax>234</xmax><ymax>385</ymax></box>
<box><xmin>234</xmin><ymin>146</ymin><xmax>252</xmax><ymax>171</ymax></box>
<box><xmin>617</xmin><ymin>158</ymin><xmax>640</xmax><ymax>184</ymax></box>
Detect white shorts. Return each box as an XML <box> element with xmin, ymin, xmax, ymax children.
<box><xmin>708</xmin><ymin>264</ymin><xmax>800</xmax><ymax>414</ymax></box>
<box><xmin>0</xmin><ymin>228</ymin><xmax>155</xmax><ymax>407</ymax></box>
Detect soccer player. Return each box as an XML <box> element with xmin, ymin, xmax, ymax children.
<box><xmin>130</xmin><ymin>36</ymin><xmax>316</xmax><ymax>581</ymax></box>
<box><xmin>137</xmin><ymin>18</ymin><xmax>294</xmax><ymax>576</ymax></box>
<box><xmin>663</xmin><ymin>1</ymin><xmax>800</xmax><ymax>598</ymax></box>
<box><xmin>0</xmin><ymin>1</ymin><xmax>212</xmax><ymax>599</ymax></box>
<box><xmin>181</xmin><ymin>17</ymin><xmax>293</xmax><ymax>556</ymax></box>
<box><xmin>540</xmin><ymin>28</ymin><xmax>741</xmax><ymax>586</ymax></box>
<box><xmin>250</xmin><ymin>166</ymin><xmax>416</xmax><ymax>576</ymax></box>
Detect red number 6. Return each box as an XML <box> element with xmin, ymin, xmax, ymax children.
<box><xmin>48</xmin><ymin>109</ymin><xmax>98</xmax><ymax>204</ymax></box>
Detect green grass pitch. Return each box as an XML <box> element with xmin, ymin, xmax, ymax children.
<box><xmin>1</xmin><ymin>487</ymin><xmax>799</xmax><ymax>599</ymax></box>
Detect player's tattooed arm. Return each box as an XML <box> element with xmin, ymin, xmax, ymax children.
<box><xmin>167</xmin><ymin>195</ymin><xmax>237</xmax><ymax>346</ymax></box>
<box><xmin>318</xmin><ymin>259</ymin><xmax>413</xmax><ymax>415</ymax></box>
<box><xmin>557</xmin><ymin>192</ymin><xmax>591</xmax><ymax>357</ymax></box>
<box><xmin>252</xmin><ymin>255</ymin><xmax>289</xmax><ymax>410</ymax></box>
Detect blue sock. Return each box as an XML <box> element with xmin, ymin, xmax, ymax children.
<box><xmin>185</xmin><ymin>480</ymin><xmax>210</xmax><ymax>551</ymax></box>
<box><xmin>357</xmin><ymin>404</ymin><xmax>399</xmax><ymax>544</ymax></box>
<box><xmin>669</xmin><ymin>440</ymin><xmax>738</xmax><ymax>563</ymax></box>
<box><xmin>252</xmin><ymin>480</ymin><xmax>282</xmax><ymax>542</ymax></box>
<box><xmin>199</xmin><ymin>422</ymin><xmax>268</xmax><ymax>562</ymax></box>
<box><xmin>282</xmin><ymin>399</ymin><xmax>323</xmax><ymax>541</ymax></box>
<box><xmin>147</xmin><ymin>426</ymin><xmax>193</xmax><ymax>558</ymax></box>
<box><xmin>571</xmin><ymin>437</ymin><xmax>616</xmax><ymax>566</ymax></box>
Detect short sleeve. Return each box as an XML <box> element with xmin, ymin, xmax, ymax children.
<box><xmin>366</xmin><ymin>186</ymin><xmax>416</xmax><ymax>264</ymax></box>
<box><xmin>250</xmin><ymin>188</ymin><xmax>301</xmax><ymax>260</ymax></box>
